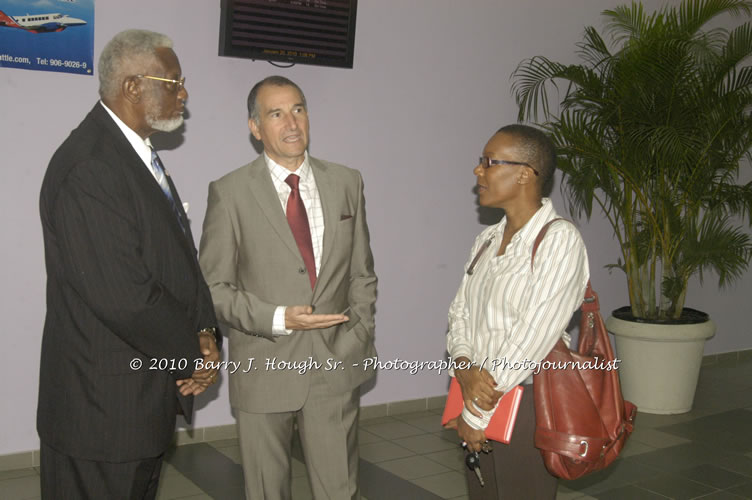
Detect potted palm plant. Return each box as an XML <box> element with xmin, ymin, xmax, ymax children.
<box><xmin>512</xmin><ymin>0</ymin><xmax>752</xmax><ymax>413</ymax></box>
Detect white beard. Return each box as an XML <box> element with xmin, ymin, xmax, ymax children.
<box><xmin>146</xmin><ymin>113</ymin><xmax>184</xmax><ymax>132</ymax></box>
<box><xmin>143</xmin><ymin>90</ymin><xmax>184</xmax><ymax>132</ymax></box>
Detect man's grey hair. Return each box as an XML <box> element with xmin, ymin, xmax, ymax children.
<box><xmin>247</xmin><ymin>76</ymin><xmax>307</xmax><ymax>123</ymax></box>
<box><xmin>98</xmin><ymin>29</ymin><xmax>173</xmax><ymax>100</ymax></box>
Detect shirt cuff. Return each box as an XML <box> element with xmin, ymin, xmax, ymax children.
<box><xmin>272</xmin><ymin>306</ymin><xmax>292</xmax><ymax>336</ymax></box>
<box><xmin>461</xmin><ymin>404</ymin><xmax>492</xmax><ymax>431</ymax></box>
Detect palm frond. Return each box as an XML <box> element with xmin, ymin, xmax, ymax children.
<box><xmin>577</xmin><ymin>26</ymin><xmax>613</xmax><ymax>68</ymax></box>
<box><xmin>676</xmin><ymin>0</ymin><xmax>752</xmax><ymax>36</ymax></box>
<box><xmin>511</xmin><ymin>56</ymin><xmax>568</xmax><ymax>122</ymax></box>
<box><xmin>714</xmin><ymin>22</ymin><xmax>752</xmax><ymax>87</ymax></box>
<box><xmin>680</xmin><ymin>215</ymin><xmax>752</xmax><ymax>286</ymax></box>
<box><xmin>603</xmin><ymin>2</ymin><xmax>653</xmax><ymax>44</ymax></box>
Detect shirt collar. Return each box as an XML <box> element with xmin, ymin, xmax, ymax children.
<box><xmin>265</xmin><ymin>151</ymin><xmax>311</xmax><ymax>189</ymax></box>
<box><xmin>99</xmin><ymin>100</ymin><xmax>153</xmax><ymax>169</ymax></box>
<box><xmin>494</xmin><ymin>198</ymin><xmax>557</xmax><ymax>251</ymax></box>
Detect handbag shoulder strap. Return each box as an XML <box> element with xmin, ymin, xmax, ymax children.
<box><xmin>531</xmin><ymin>218</ymin><xmax>596</xmax><ymax>303</ymax></box>
<box><xmin>531</xmin><ymin>217</ymin><xmax>608</xmax><ymax>357</ymax></box>
<box><xmin>531</xmin><ymin>217</ymin><xmax>567</xmax><ymax>271</ymax></box>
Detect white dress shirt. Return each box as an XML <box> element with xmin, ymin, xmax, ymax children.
<box><xmin>265</xmin><ymin>152</ymin><xmax>325</xmax><ymax>335</ymax></box>
<box><xmin>446</xmin><ymin>198</ymin><xmax>590</xmax><ymax>431</ymax></box>
<box><xmin>101</xmin><ymin>102</ymin><xmax>190</xmax><ymax>217</ymax></box>
<box><xmin>100</xmin><ymin>101</ymin><xmax>160</xmax><ymax>182</ymax></box>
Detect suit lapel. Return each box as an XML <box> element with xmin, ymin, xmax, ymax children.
<box><xmin>247</xmin><ymin>156</ymin><xmax>342</xmax><ymax>297</ymax></box>
<box><xmin>246</xmin><ymin>157</ymin><xmax>303</xmax><ymax>260</ymax></box>
<box><xmin>92</xmin><ymin>104</ymin><xmax>196</xmax><ymax>259</ymax></box>
<box><xmin>163</xmin><ymin>172</ymin><xmax>194</xmax><ymax>241</ymax></box>
<box><xmin>310</xmin><ymin>158</ymin><xmax>339</xmax><ymax>297</ymax></box>
<box><xmin>140</xmin><ymin>158</ymin><xmax>194</xmax><ymax>252</ymax></box>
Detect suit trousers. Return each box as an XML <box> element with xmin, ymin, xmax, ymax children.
<box><xmin>464</xmin><ymin>387</ymin><xmax>557</xmax><ymax>500</ymax></box>
<box><xmin>237</xmin><ymin>367</ymin><xmax>360</xmax><ymax>500</ymax></box>
<box><xmin>40</xmin><ymin>442</ymin><xmax>163</xmax><ymax>500</ymax></box>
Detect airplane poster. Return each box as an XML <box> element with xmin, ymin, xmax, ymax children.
<box><xmin>0</xmin><ymin>0</ymin><xmax>94</xmax><ymax>75</ymax></box>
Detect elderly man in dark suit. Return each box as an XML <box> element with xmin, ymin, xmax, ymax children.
<box><xmin>37</xmin><ymin>29</ymin><xmax>221</xmax><ymax>499</ymax></box>
<box><xmin>199</xmin><ymin>76</ymin><xmax>377</xmax><ymax>499</ymax></box>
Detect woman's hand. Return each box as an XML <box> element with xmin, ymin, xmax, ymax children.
<box><xmin>455</xmin><ymin>415</ymin><xmax>487</xmax><ymax>453</ymax></box>
<box><xmin>454</xmin><ymin>357</ymin><xmax>503</xmax><ymax>417</ymax></box>
<box><xmin>444</xmin><ymin>416</ymin><xmax>487</xmax><ymax>453</ymax></box>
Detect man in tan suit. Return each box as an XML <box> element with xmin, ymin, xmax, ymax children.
<box><xmin>199</xmin><ymin>76</ymin><xmax>377</xmax><ymax>500</ymax></box>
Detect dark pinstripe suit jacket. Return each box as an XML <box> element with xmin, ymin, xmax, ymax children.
<box><xmin>37</xmin><ymin>103</ymin><xmax>220</xmax><ymax>462</ymax></box>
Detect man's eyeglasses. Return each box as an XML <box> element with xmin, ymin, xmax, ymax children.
<box><xmin>478</xmin><ymin>156</ymin><xmax>539</xmax><ymax>176</ymax></box>
<box><xmin>135</xmin><ymin>74</ymin><xmax>186</xmax><ymax>91</ymax></box>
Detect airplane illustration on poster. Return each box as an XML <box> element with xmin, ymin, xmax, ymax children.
<box><xmin>0</xmin><ymin>0</ymin><xmax>94</xmax><ymax>75</ymax></box>
<box><xmin>0</xmin><ymin>10</ymin><xmax>86</xmax><ymax>33</ymax></box>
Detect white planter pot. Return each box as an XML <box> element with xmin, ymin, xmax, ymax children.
<box><xmin>606</xmin><ymin>312</ymin><xmax>716</xmax><ymax>415</ymax></box>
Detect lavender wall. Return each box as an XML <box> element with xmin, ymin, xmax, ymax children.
<box><xmin>1</xmin><ymin>0</ymin><xmax>748</xmax><ymax>456</ymax></box>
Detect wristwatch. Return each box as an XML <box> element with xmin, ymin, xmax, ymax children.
<box><xmin>197</xmin><ymin>327</ymin><xmax>221</xmax><ymax>348</ymax></box>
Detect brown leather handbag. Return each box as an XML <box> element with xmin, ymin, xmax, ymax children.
<box><xmin>531</xmin><ymin>219</ymin><xmax>637</xmax><ymax>480</ymax></box>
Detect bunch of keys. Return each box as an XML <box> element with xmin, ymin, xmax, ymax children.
<box><xmin>462</xmin><ymin>441</ymin><xmax>493</xmax><ymax>487</ymax></box>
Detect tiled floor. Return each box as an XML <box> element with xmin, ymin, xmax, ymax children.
<box><xmin>2</xmin><ymin>357</ymin><xmax>751</xmax><ymax>499</ymax></box>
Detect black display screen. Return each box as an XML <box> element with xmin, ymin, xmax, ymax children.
<box><xmin>219</xmin><ymin>0</ymin><xmax>358</xmax><ymax>69</ymax></box>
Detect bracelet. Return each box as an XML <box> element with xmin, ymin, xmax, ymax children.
<box><xmin>198</xmin><ymin>327</ymin><xmax>216</xmax><ymax>337</ymax></box>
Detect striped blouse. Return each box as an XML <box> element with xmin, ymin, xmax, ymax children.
<box><xmin>446</xmin><ymin>198</ymin><xmax>589</xmax><ymax>431</ymax></box>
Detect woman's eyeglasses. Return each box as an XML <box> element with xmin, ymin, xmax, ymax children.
<box><xmin>478</xmin><ymin>157</ymin><xmax>539</xmax><ymax>176</ymax></box>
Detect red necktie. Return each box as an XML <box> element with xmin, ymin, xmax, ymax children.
<box><xmin>285</xmin><ymin>174</ymin><xmax>316</xmax><ymax>289</ymax></box>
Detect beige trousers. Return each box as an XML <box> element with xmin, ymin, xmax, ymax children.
<box><xmin>237</xmin><ymin>369</ymin><xmax>360</xmax><ymax>500</ymax></box>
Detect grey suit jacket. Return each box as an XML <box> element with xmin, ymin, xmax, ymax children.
<box><xmin>199</xmin><ymin>155</ymin><xmax>377</xmax><ymax>413</ymax></box>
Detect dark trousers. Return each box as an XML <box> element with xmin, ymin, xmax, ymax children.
<box><xmin>464</xmin><ymin>386</ymin><xmax>558</xmax><ymax>500</ymax></box>
<box><xmin>40</xmin><ymin>442</ymin><xmax>164</xmax><ymax>500</ymax></box>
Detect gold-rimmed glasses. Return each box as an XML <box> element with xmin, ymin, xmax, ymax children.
<box><xmin>135</xmin><ymin>74</ymin><xmax>186</xmax><ymax>92</ymax></box>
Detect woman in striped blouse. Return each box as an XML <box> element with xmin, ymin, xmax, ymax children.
<box><xmin>445</xmin><ymin>125</ymin><xmax>590</xmax><ymax>499</ymax></box>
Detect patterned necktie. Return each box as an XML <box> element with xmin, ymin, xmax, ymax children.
<box><xmin>150</xmin><ymin>148</ymin><xmax>186</xmax><ymax>233</ymax></box>
<box><xmin>285</xmin><ymin>173</ymin><xmax>316</xmax><ymax>289</ymax></box>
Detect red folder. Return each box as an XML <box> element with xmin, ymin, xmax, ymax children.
<box><xmin>441</xmin><ymin>378</ymin><xmax>524</xmax><ymax>444</ymax></box>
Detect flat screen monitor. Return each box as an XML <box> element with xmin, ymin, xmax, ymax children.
<box><xmin>219</xmin><ymin>0</ymin><xmax>358</xmax><ymax>69</ymax></box>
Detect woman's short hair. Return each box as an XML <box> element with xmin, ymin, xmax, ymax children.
<box><xmin>496</xmin><ymin>124</ymin><xmax>556</xmax><ymax>193</ymax></box>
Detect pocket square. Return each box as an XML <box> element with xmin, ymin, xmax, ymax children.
<box><xmin>340</xmin><ymin>214</ymin><xmax>352</xmax><ymax>221</ymax></box>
